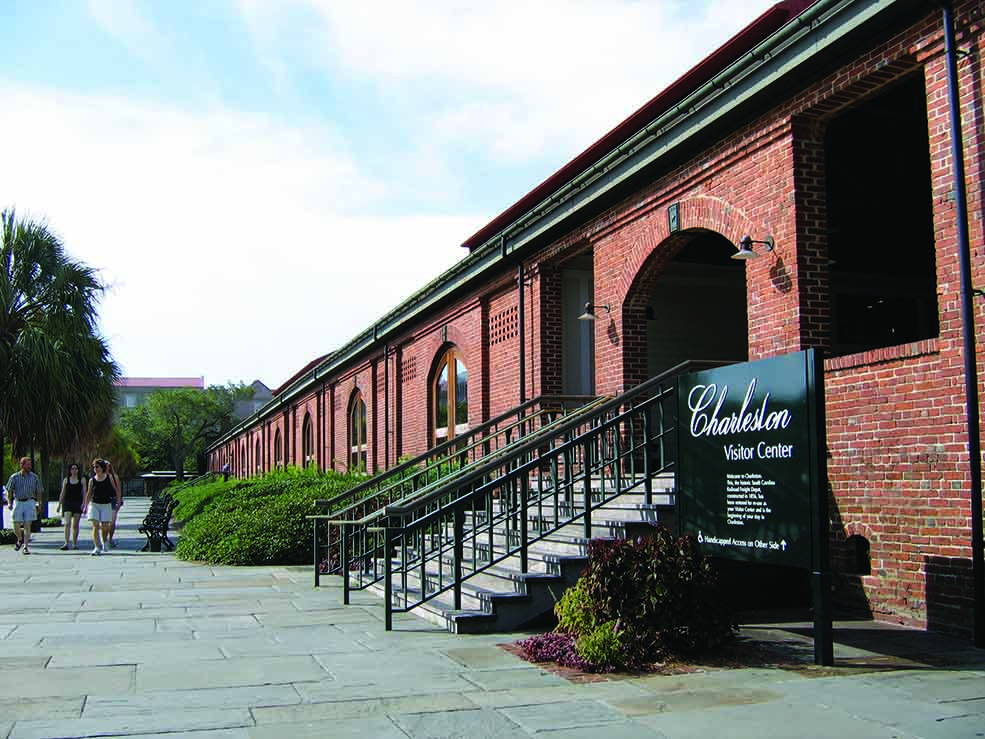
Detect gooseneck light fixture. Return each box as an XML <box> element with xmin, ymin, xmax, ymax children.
<box><xmin>578</xmin><ymin>302</ymin><xmax>611</xmax><ymax>321</ymax></box>
<box><xmin>731</xmin><ymin>234</ymin><xmax>776</xmax><ymax>260</ymax></box>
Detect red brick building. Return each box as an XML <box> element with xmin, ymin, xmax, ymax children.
<box><xmin>209</xmin><ymin>0</ymin><xmax>985</xmax><ymax>636</ymax></box>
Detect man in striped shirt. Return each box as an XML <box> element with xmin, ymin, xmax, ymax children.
<box><xmin>6</xmin><ymin>457</ymin><xmax>42</xmax><ymax>554</ymax></box>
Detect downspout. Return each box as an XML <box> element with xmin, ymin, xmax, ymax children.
<box><xmin>943</xmin><ymin>1</ymin><xmax>984</xmax><ymax>648</ymax></box>
<box><xmin>518</xmin><ymin>261</ymin><xmax>527</xmax><ymax>404</ymax></box>
<box><xmin>384</xmin><ymin>343</ymin><xmax>390</xmax><ymax>470</ymax></box>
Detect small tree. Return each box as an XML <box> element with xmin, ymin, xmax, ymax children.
<box><xmin>120</xmin><ymin>384</ymin><xmax>250</xmax><ymax>480</ymax></box>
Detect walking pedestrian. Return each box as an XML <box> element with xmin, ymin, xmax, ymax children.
<box><xmin>106</xmin><ymin>460</ymin><xmax>122</xmax><ymax>548</ymax></box>
<box><xmin>82</xmin><ymin>459</ymin><xmax>120</xmax><ymax>555</ymax></box>
<box><xmin>6</xmin><ymin>457</ymin><xmax>42</xmax><ymax>555</ymax></box>
<box><xmin>56</xmin><ymin>463</ymin><xmax>86</xmax><ymax>550</ymax></box>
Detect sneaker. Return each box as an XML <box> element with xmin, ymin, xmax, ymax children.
<box><xmin>22</xmin><ymin>547</ymin><xmax>30</xmax><ymax>555</ymax></box>
<box><xmin>59</xmin><ymin>544</ymin><xmax>69</xmax><ymax>551</ymax></box>
<box><xmin>14</xmin><ymin>540</ymin><xmax>22</xmax><ymax>551</ymax></box>
<box><xmin>90</xmin><ymin>548</ymin><xmax>101</xmax><ymax>556</ymax></box>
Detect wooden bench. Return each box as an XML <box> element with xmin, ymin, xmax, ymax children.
<box><xmin>139</xmin><ymin>493</ymin><xmax>178</xmax><ymax>552</ymax></box>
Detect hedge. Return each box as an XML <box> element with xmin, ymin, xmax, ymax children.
<box><xmin>172</xmin><ymin>468</ymin><xmax>363</xmax><ymax>566</ymax></box>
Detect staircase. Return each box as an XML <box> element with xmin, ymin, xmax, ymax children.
<box><xmin>311</xmin><ymin>360</ymin><xmax>728</xmax><ymax>633</ymax></box>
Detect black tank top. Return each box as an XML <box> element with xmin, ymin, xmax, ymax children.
<box><xmin>92</xmin><ymin>476</ymin><xmax>114</xmax><ymax>505</ymax></box>
<box><xmin>65</xmin><ymin>479</ymin><xmax>84</xmax><ymax>502</ymax></box>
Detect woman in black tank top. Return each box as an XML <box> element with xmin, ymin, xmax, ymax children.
<box><xmin>57</xmin><ymin>463</ymin><xmax>85</xmax><ymax>550</ymax></box>
<box><xmin>84</xmin><ymin>459</ymin><xmax>120</xmax><ymax>555</ymax></box>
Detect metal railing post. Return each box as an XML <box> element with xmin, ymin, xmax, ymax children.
<box><xmin>313</xmin><ymin>521</ymin><xmax>320</xmax><ymax>587</ymax></box>
<box><xmin>341</xmin><ymin>523</ymin><xmax>350</xmax><ymax>605</ymax></box>
<box><xmin>384</xmin><ymin>527</ymin><xmax>393</xmax><ymax>631</ymax></box>
<box><xmin>583</xmin><ymin>439</ymin><xmax>593</xmax><ymax>540</ymax></box>
<box><xmin>643</xmin><ymin>408</ymin><xmax>653</xmax><ymax>505</ymax></box>
<box><xmin>454</xmin><ymin>508</ymin><xmax>464</xmax><ymax>611</ymax></box>
<box><xmin>520</xmin><ymin>472</ymin><xmax>529</xmax><ymax>574</ymax></box>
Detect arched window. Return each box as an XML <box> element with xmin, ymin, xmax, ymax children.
<box><xmin>302</xmin><ymin>413</ymin><xmax>314</xmax><ymax>469</ymax></box>
<box><xmin>255</xmin><ymin>439</ymin><xmax>262</xmax><ymax>475</ymax></box>
<box><xmin>273</xmin><ymin>429</ymin><xmax>283</xmax><ymax>470</ymax></box>
<box><xmin>240</xmin><ymin>443</ymin><xmax>246</xmax><ymax>476</ymax></box>
<box><xmin>432</xmin><ymin>348</ymin><xmax>468</xmax><ymax>444</ymax></box>
<box><xmin>349</xmin><ymin>390</ymin><xmax>368</xmax><ymax>473</ymax></box>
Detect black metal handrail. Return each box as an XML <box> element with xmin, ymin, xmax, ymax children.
<box><xmin>376</xmin><ymin>377</ymin><xmax>680</xmax><ymax>628</ymax></box>
<box><xmin>310</xmin><ymin>394</ymin><xmax>599</xmax><ymax>583</ymax></box>
<box><xmin>338</xmin><ymin>359</ymin><xmax>730</xmax><ymax>627</ymax></box>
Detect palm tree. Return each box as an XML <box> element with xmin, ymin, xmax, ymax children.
<box><xmin>0</xmin><ymin>209</ymin><xmax>120</xmax><ymax>500</ymax></box>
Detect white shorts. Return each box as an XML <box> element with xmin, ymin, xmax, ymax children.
<box><xmin>12</xmin><ymin>500</ymin><xmax>37</xmax><ymax>523</ymax></box>
<box><xmin>88</xmin><ymin>502</ymin><xmax>114</xmax><ymax>523</ymax></box>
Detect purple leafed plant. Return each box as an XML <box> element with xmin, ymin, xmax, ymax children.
<box><xmin>517</xmin><ymin>632</ymin><xmax>613</xmax><ymax>673</ymax></box>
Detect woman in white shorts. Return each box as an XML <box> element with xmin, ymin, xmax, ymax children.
<box><xmin>83</xmin><ymin>459</ymin><xmax>121</xmax><ymax>555</ymax></box>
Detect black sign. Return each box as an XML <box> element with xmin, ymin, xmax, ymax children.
<box><xmin>677</xmin><ymin>350</ymin><xmax>825</xmax><ymax>569</ymax></box>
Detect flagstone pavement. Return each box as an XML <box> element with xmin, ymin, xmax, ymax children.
<box><xmin>0</xmin><ymin>498</ymin><xmax>983</xmax><ymax>738</ymax></box>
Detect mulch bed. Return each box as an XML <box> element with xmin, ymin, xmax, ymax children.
<box><xmin>500</xmin><ymin>632</ymin><xmax>917</xmax><ymax>683</ymax></box>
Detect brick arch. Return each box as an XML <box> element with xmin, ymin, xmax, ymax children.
<box><xmin>616</xmin><ymin>196</ymin><xmax>756</xmax><ymax>304</ymax></box>
<box><xmin>614</xmin><ymin>198</ymin><xmax>755</xmax><ymax>391</ymax></box>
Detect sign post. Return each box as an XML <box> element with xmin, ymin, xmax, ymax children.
<box><xmin>677</xmin><ymin>349</ymin><xmax>832</xmax><ymax>665</ymax></box>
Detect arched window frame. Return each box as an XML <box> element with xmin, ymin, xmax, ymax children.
<box><xmin>273</xmin><ymin>429</ymin><xmax>283</xmax><ymax>470</ymax></box>
<box><xmin>255</xmin><ymin>438</ymin><xmax>262</xmax><ymax>475</ymax></box>
<box><xmin>302</xmin><ymin>413</ymin><xmax>315</xmax><ymax>469</ymax></box>
<box><xmin>348</xmin><ymin>390</ymin><xmax>368</xmax><ymax>473</ymax></box>
<box><xmin>431</xmin><ymin>347</ymin><xmax>469</xmax><ymax>446</ymax></box>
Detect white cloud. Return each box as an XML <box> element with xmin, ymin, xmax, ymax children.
<box><xmin>245</xmin><ymin>1</ymin><xmax>772</xmax><ymax>161</ymax></box>
<box><xmin>86</xmin><ymin>0</ymin><xmax>164</xmax><ymax>60</ymax></box>
<box><xmin>0</xmin><ymin>85</ymin><xmax>477</xmax><ymax>387</ymax></box>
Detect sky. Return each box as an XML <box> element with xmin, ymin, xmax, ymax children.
<box><xmin>1</xmin><ymin>0</ymin><xmax>770</xmax><ymax>389</ymax></box>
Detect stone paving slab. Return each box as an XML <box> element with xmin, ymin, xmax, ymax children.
<box><xmin>135</xmin><ymin>654</ymin><xmax>330</xmax><ymax>692</ymax></box>
<box><xmin>251</xmin><ymin>691</ymin><xmax>479</xmax><ymax>723</ymax></box>
<box><xmin>393</xmin><ymin>707</ymin><xmax>526</xmax><ymax>738</ymax></box>
<box><xmin>0</xmin><ymin>696</ymin><xmax>83</xmax><ymax>721</ymax></box>
<box><xmin>47</xmin><ymin>641</ymin><xmax>227</xmax><ymax>668</ymax></box>
<box><xmin>248</xmin><ymin>716</ymin><xmax>409</xmax><ymax>738</ymax></box>
<box><xmin>83</xmin><ymin>684</ymin><xmax>303</xmax><ymax>717</ymax></box>
<box><xmin>9</xmin><ymin>707</ymin><xmax>255</xmax><ymax>739</ymax></box>
<box><xmin>2</xmin><ymin>497</ymin><xmax>983</xmax><ymax>738</ymax></box>
<box><xmin>502</xmin><ymin>699</ymin><xmax>627</xmax><ymax>733</ymax></box>
<box><xmin>0</xmin><ymin>665</ymin><xmax>133</xmax><ymax>699</ymax></box>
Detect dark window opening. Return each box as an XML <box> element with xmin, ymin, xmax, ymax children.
<box><xmin>302</xmin><ymin>414</ymin><xmax>314</xmax><ymax>469</ymax></box>
<box><xmin>825</xmin><ymin>75</ymin><xmax>938</xmax><ymax>356</ymax></box>
<box><xmin>844</xmin><ymin>534</ymin><xmax>872</xmax><ymax>576</ymax></box>
<box><xmin>349</xmin><ymin>391</ymin><xmax>368</xmax><ymax>473</ymax></box>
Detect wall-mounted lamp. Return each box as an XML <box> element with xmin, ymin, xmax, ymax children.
<box><xmin>578</xmin><ymin>302</ymin><xmax>611</xmax><ymax>321</ymax></box>
<box><xmin>731</xmin><ymin>234</ymin><xmax>776</xmax><ymax>260</ymax></box>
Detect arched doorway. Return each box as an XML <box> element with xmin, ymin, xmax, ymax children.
<box><xmin>624</xmin><ymin>229</ymin><xmax>748</xmax><ymax>389</ymax></box>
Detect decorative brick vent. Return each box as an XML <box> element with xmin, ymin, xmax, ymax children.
<box><xmin>491</xmin><ymin>306</ymin><xmax>518</xmax><ymax>346</ymax></box>
<box><xmin>401</xmin><ymin>356</ymin><xmax>417</xmax><ymax>384</ymax></box>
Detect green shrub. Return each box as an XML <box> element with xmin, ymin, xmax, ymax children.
<box><xmin>0</xmin><ymin>529</ymin><xmax>16</xmax><ymax>545</ymax></box>
<box><xmin>555</xmin><ymin>577</ymin><xmax>596</xmax><ymax>635</ymax></box>
<box><xmin>41</xmin><ymin>517</ymin><xmax>62</xmax><ymax>528</ymax></box>
<box><xmin>580</xmin><ymin>528</ymin><xmax>736</xmax><ymax>663</ymax></box>
<box><xmin>575</xmin><ymin>619</ymin><xmax>623</xmax><ymax>670</ymax></box>
<box><xmin>172</xmin><ymin>468</ymin><xmax>364</xmax><ymax>566</ymax></box>
<box><xmin>531</xmin><ymin>527</ymin><xmax>735</xmax><ymax>672</ymax></box>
